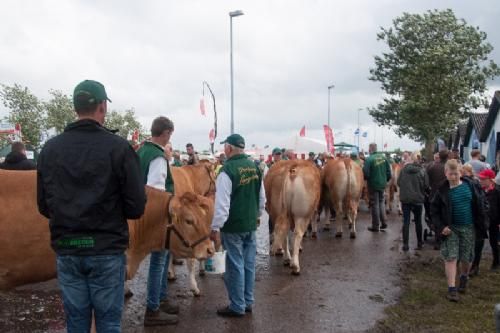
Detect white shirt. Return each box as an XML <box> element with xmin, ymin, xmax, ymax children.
<box><xmin>147</xmin><ymin>156</ymin><xmax>168</xmax><ymax>191</ymax></box>
<box><xmin>211</xmin><ymin>171</ymin><xmax>266</xmax><ymax>231</ymax></box>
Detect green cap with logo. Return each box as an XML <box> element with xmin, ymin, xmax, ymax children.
<box><xmin>220</xmin><ymin>133</ymin><xmax>245</xmax><ymax>149</ymax></box>
<box><xmin>73</xmin><ymin>80</ymin><xmax>112</xmax><ymax>109</ymax></box>
<box><xmin>272</xmin><ymin>147</ymin><xmax>282</xmax><ymax>155</ymax></box>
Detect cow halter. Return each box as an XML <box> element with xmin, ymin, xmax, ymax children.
<box><xmin>164</xmin><ymin>195</ymin><xmax>210</xmax><ymax>250</ymax></box>
<box><xmin>203</xmin><ymin>164</ymin><xmax>216</xmax><ymax>196</ymax></box>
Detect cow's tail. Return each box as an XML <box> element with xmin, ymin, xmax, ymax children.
<box><xmin>281</xmin><ymin>163</ymin><xmax>299</xmax><ymax>229</ymax></box>
<box><xmin>343</xmin><ymin>158</ymin><xmax>352</xmax><ymax>212</ymax></box>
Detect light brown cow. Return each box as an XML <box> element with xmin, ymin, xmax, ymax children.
<box><xmin>319</xmin><ymin>158</ymin><xmax>364</xmax><ymax>238</ymax></box>
<box><xmin>168</xmin><ymin>163</ymin><xmax>216</xmax><ymax>295</ymax></box>
<box><xmin>0</xmin><ymin>170</ymin><xmax>214</xmax><ymax>290</ymax></box>
<box><xmin>385</xmin><ymin>163</ymin><xmax>402</xmax><ymax>215</ymax></box>
<box><xmin>265</xmin><ymin>160</ymin><xmax>320</xmax><ymax>275</ymax></box>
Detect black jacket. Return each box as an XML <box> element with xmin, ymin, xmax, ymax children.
<box><xmin>430</xmin><ymin>177</ymin><xmax>488</xmax><ymax>240</ymax></box>
<box><xmin>37</xmin><ymin>119</ymin><xmax>146</xmax><ymax>255</ymax></box>
<box><xmin>397</xmin><ymin>163</ymin><xmax>429</xmax><ymax>204</ymax></box>
<box><xmin>0</xmin><ymin>151</ymin><xmax>36</xmax><ymax>170</ymax></box>
<box><xmin>485</xmin><ymin>185</ymin><xmax>500</xmax><ymax>229</ymax></box>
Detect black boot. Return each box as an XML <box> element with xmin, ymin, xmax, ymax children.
<box><xmin>402</xmin><ymin>223</ymin><xmax>410</xmax><ymax>252</ymax></box>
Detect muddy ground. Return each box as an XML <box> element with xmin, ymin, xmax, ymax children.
<box><xmin>1</xmin><ymin>206</ymin><xmax>425</xmax><ymax>333</ymax></box>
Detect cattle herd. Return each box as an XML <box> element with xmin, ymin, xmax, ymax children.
<box><xmin>0</xmin><ymin>156</ymin><xmax>398</xmax><ymax>296</ymax></box>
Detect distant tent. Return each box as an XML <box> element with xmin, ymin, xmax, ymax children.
<box><xmin>279</xmin><ymin>135</ymin><xmax>327</xmax><ymax>154</ymax></box>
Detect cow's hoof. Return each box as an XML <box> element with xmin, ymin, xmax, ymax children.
<box><xmin>291</xmin><ymin>270</ymin><xmax>300</xmax><ymax>276</ymax></box>
<box><xmin>283</xmin><ymin>259</ymin><xmax>291</xmax><ymax>266</ymax></box>
<box><xmin>398</xmin><ymin>211</ymin><xmax>403</xmax><ymax>216</ymax></box>
<box><xmin>311</xmin><ymin>232</ymin><xmax>317</xmax><ymax>239</ymax></box>
<box><xmin>199</xmin><ymin>270</ymin><xmax>206</xmax><ymax>277</ymax></box>
<box><xmin>167</xmin><ymin>274</ymin><xmax>177</xmax><ymax>282</ymax></box>
<box><xmin>323</xmin><ymin>226</ymin><xmax>330</xmax><ymax>231</ymax></box>
<box><xmin>335</xmin><ymin>232</ymin><xmax>342</xmax><ymax>238</ymax></box>
<box><xmin>124</xmin><ymin>289</ymin><xmax>134</xmax><ymax>299</ymax></box>
<box><xmin>275</xmin><ymin>248</ymin><xmax>284</xmax><ymax>256</ymax></box>
<box><xmin>192</xmin><ymin>289</ymin><xmax>201</xmax><ymax>297</ymax></box>
<box><xmin>350</xmin><ymin>232</ymin><xmax>356</xmax><ymax>239</ymax></box>
<box><xmin>173</xmin><ymin>259</ymin><xmax>184</xmax><ymax>266</ymax></box>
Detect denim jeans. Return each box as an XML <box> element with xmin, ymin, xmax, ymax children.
<box><xmin>402</xmin><ymin>203</ymin><xmax>423</xmax><ymax>246</ymax></box>
<box><xmin>146</xmin><ymin>250</ymin><xmax>170</xmax><ymax>311</ymax></box>
<box><xmin>369</xmin><ymin>188</ymin><xmax>386</xmax><ymax>228</ymax></box>
<box><xmin>56</xmin><ymin>254</ymin><xmax>126</xmax><ymax>333</ymax></box>
<box><xmin>221</xmin><ymin>231</ymin><xmax>257</xmax><ymax>314</ymax></box>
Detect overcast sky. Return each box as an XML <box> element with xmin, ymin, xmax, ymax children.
<box><xmin>1</xmin><ymin>0</ymin><xmax>499</xmax><ymax>153</ymax></box>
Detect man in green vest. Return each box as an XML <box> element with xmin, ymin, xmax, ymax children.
<box><xmin>363</xmin><ymin>143</ymin><xmax>392</xmax><ymax>232</ymax></box>
<box><xmin>210</xmin><ymin>134</ymin><xmax>266</xmax><ymax>317</ymax></box>
<box><xmin>136</xmin><ymin>116</ymin><xmax>178</xmax><ymax>326</ymax></box>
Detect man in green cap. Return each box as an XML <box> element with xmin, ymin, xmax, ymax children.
<box><xmin>363</xmin><ymin>143</ymin><xmax>392</xmax><ymax>232</ymax></box>
<box><xmin>37</xmin><ymin>80</ymin><xmax>145</xmax><ymax>332</ymax></box>
<box><xmin>210</xmin><ymin>134</ymin><xmax>266</xmax><ymax>317</ymax></box>
<box><xmin>267</xmin><ymin>147</ymin><xmax>282</xmax><ymax>168</ymax></box>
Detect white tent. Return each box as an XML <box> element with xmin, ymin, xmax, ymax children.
<box><xmin>278</xmin><ymin>135</ymin><xmax>327</xmax><ymax>155</ymax></box>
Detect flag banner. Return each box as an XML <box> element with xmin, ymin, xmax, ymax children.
<box><xmin>354</xmin><ymin>128</ymin><xmax>360</xmax><ymax>135</ymax></box>
<box><xmin>200</xmin><ymin>98</ymin><xmax>206</xmax><ymax>116</ymax></box>
<box><xmin>323</xmin><ymin>125</ymin><xmax>335</xmax><ymax>154</ymax></box>
<box><xmin>362</xmin><ymin>131</ymin><xmax>368</xmax><ymax>138</ymax></box>
<box><xmin>384</xmin><ymin>142</ymin><xmax>388</xmax><ymax>149</ymax></box>
<box><xmin>209</xmin><ymin>128</ymin><xmax>215</xmax><ymax>143</ymax></box>
<box><xmin>299</xmin><ymin>125</ymin><xmax>306</xmax><ymax>137</ymax></box>
<box><xmin>132</xmin><ymin>129</ymin><xmax>139</xmax><ymax>142</ymax></box>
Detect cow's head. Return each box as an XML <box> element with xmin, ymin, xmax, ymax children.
<box><xmin>167</xmin><ymin>192</ymin><xmax>215</xmax><ymax>259</ymax></box>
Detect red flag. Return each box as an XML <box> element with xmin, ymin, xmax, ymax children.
<box><xmin>299</xmin><ymin>125</ymin><xmax>305</xmax><ymax>137</ymax></box>
<box><xmin>15</xmin><ymin>123</ymin><xmax>21</xmax><ymax>132</ymax></box>
<box><xmin>209</xmin><ymin>129</ymin><xmax>215</xmax><ymax>143</ymax></box>
<box><xmin>384</xmin><ymin>142</ymin><xmax>388</xmax><ymax>149</ymax></box>
<box><xmin>132</xmin><ymin>129</ymin><xmax>139</xmax><ymax>142</ymax></box>
<box><xmin>200</xmin><ymin>98</ymin><xmax>206</xmax><ymax>116</ymax></box>
<box><xmin>323</xmin><ymin>125</ymin><xmax>335</xmax><ymax>154</ymax></box>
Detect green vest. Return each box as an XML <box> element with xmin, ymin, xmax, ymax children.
<box><xmin>364</xmin><ymin>152</ymin><xmax>390</xmax><ymax>191</ymax></box>
<box><xmin>221</xmin><ymin>154</ymin><xmax>261</xmax><ymax>233</ymax></box>
<box><xmin>136</xmin><ymin>142</ymin><xmax>175</xmax><ymax>193</ymax></box>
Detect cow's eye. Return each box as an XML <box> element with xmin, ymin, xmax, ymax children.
<box><xmin>185</xmin><ymin>219</ymin><xmax>193</xmax><ymax>225</ymax></box>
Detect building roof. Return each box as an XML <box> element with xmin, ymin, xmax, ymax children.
<box><xmin>479</xmin><ymin>91</ymin><xmax>500</xmax><ymax>142</ymax></box>
<box><xmin>464</xmin><ymin>112</ymin><xmax>489</xmax><ymax>146</ymax></box>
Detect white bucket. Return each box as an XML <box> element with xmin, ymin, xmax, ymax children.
<box><xmin>205</xmin><ymin>250</ymin><xmax>226</xmax><ymax>274</ymax></box>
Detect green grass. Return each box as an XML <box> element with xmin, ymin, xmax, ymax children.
<box><xmin>370</xmin><ymin>254</ymin><xmax>500</xmax><ymax>333</ymax></box>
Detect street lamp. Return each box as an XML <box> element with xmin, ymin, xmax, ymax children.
<box><xmin>327</xmin><ymin>85</ymin><xmax>334</xmax><ymax>129</ymax></box>
<box><xmin>229</xmin><ymin>10</ymin><xmax>244</xmax><ymax>134</ymax></box>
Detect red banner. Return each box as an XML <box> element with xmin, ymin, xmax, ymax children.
<box><xmin>323</xmin><ymin>125</ymin><xmax>335</xmax><ymax>154</ymax></box>
<box><xmin>200</xmin><ymin>98</ymin><xmax>206</xmax><ymax>116</ymax></box>
<box><xmin>299</xmin><ymin>125</ymin><xmax>305</xmax><ymax>137</ymax></box>
<box><xmin>209</xmin><ymin>128</ymin><xmax>215</xmax><ymax>143</ymax></box>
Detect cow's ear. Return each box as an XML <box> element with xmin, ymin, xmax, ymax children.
<box><xmin>168</xmin><ymin>197</ymin><xmax>182</xmax><ymax>216</ymax></box>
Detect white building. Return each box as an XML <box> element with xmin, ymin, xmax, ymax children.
<box><xmin>478</xmin><ymin>91</ymin><xmax>500</xmax><ymax>166</ymax></box>
<box><xmin>462</xmin><ymin>112</ymin><xmax>488</xmax><ymax>163</ymax></box>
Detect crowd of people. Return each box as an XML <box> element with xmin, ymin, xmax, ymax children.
<box><xmin>1</xmin><ymin>79</ymin><xmax>499</xmax><ymax>331</ymax></box>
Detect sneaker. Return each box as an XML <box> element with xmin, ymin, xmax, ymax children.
<box><xmin>144</xmin><ymin>308</ymin><xmax>179</xmax><ymax>326</ymax></box>
<box><xmin>458</xmin><ymin>276</ymin><xmax>468</xmax><ymax>294</ymax></box>
<box><xmin>216</xmin><ymin>306</ymin><xmax>244</xmax><ymax>317</ymax></box>
<box><xmin>160</xmin><ymin>299</ymin><xmax>180</xmax><ymax>315</ymax></box>
<box><xmin>245</xmin><ymin>306</ymin><xmax>252</xmax><ymax>313</ymax></box>
<box><xmin>380</xmin><ymin>223</ymin><xmax>388</xmax><ymax>230</ymax></box>
<box><xmin>469</xmin><ymin>265</ymin><xmax>479</xmax><ymax>277</ymax></box>
<box><xmin>446</xmin><ymin>290</ymin><xmax>459</xmax><ymax>302</ymax></box>
<box><xmin>367</xmin><ymin>226</ymin><xmax>380</xmax><ymax>232</ymax></box>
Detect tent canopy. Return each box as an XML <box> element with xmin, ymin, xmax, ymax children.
<box><xmin>278</xmin><ymin>135</ymin><xmax>327</xmax><ymax>154</ymax></box>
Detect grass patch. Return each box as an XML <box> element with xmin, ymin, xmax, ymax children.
<box><xmin>370</xmin><ymin>254</ymin><xmax>500</xmax><ymax>333</ymax></box>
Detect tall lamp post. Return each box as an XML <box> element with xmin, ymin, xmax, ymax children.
<box><xmin>229</xmin><ymin>10</ymin><xmax>244</xmax><ymax>134</ymax></box>
<box><xmin>327</xmin><ymin>85</ymin><xmax>334</xmax><ymax>129</ymax></box>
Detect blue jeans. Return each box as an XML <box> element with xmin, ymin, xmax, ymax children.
<box><xmin>56</xmin><ymin>254</ymin><xmax>126</xmax><ymax>333</ymax></box>
<box><xmin>146</xmin><ymin>250</ymin><xmax>170</xmax><ymax>311</ymax></box>
<box><xmin>221</xmin><ymin>231</ymin><xmax>256</xmax><ymax>314</ymax></box>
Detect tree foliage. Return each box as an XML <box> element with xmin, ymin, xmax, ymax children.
<box><xmin>104</xmin><ymin>108</ymin><xmax>145</xmax><ymax>141</ymax></box>
<box><xmin>369</xmin><ymin>9</ymin><xmax>500</xmax><ymax>153</ymax></box>
<box><xmin>0</xmin><ymin>84</ymin><xmax>45</xmax><ymax>148</ymax></box>
<box><xmin>44</xmin><ymin>90</ymin><xmax>76</xmax><ymax>134</ymax></box>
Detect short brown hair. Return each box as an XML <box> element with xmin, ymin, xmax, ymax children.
<box><xmin>471</xmin><ymin>149</ymin><xmax>481</xmax><ymax>158</ymax></box>
<box><xmin>151</xmin><ymin>116</ymin><xmax>174</xmax><ymax>137</ymax></box>
<box><xmin>11</xmin><ymin>141</ymin><xmax>25</xmax><ymax>153</ymax></box>
<box><xmin>438</xmin><ymin>149</ymin><xmax>449</xmax><ymax>162</ymax></box>
<box><xmin>445</xmin><ymin>159</ymin><xmax>461</xmax><ymax>172</ymax></box>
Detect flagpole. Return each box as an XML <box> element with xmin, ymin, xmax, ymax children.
<box><xmin>202</xmin><ymin>81</ymin><xmax>217</xmax><ymax>154</ymax></box>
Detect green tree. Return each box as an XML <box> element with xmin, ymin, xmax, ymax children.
<box><xmin>104</xmin><ymin>108</ymin><xmax>145</xmax><ymax>141</ymax></box>
<box><xmin>44</xmin><ymin>90</ymin><xmax>75</xmax><ymax>134</ymax></box>
<box><xmin>0</xmin><ymin>84</ymin><xmax>45</xmax><ymax>148</ymax></box>
<box><xmin>369</xmin><ymin>9</ymin><xmax>500</xmax><ymax>158</ymax></box>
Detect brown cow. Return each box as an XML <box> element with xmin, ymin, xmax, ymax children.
<box><xmin>319</xmin><ymin>158</ymin><xmax>364</xmax><ymax>238</ymax></box>
<box><xmin>265</xmin><ymin>160</ymin><xmax>320</xmax><ymax>275</ymax></box>
<box><xmin>385</xmin><ymin>163</ymin><xmax>402</xmax><ymax>215</ymax></box>
<box><xmin>0</xmin><ymin>170</ymin><xmax>214</xmax><ymax>290</ymax></box>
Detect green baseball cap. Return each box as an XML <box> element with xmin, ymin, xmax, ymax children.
<box><xmin>73</xmin><ymin>80</ymin><xmax>111</xmax><ymax>109</ymax></box>
<box><xmin>220</xmin><ymin>133</ymin><xmax>245</xmax><ymax>149</ymax></box>
<box><xmin>309</xmin><ymin>152</ymin><xmax>315</xmax><ymax>156</ymax></box>
<box><xmin>272</xmin><ymin>147</ymin><xmax>282</xmax><ymax>155</ymax></box>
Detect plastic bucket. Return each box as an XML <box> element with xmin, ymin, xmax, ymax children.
<box><xmin>205</xmin><ymin>251</ymin><xmax>226</xmax><ymax>274</ymax></box>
